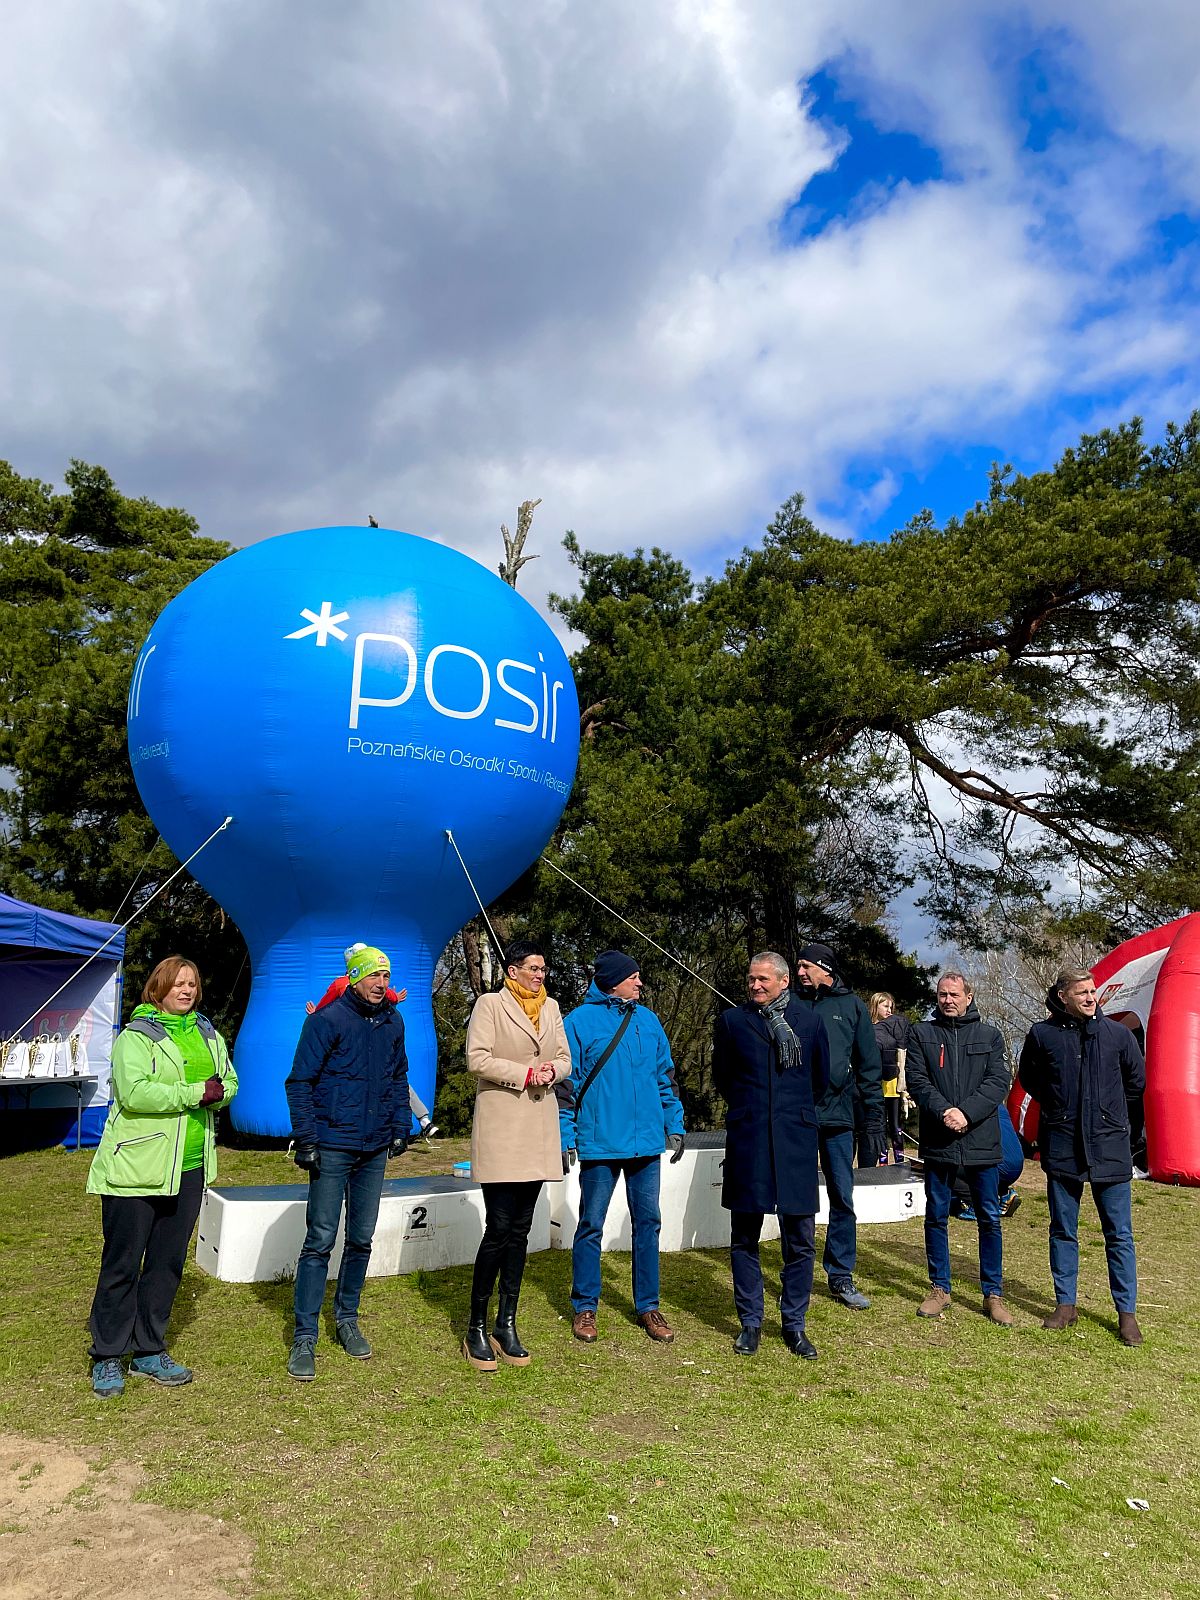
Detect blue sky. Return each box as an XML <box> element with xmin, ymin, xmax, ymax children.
<box><xmin>3</xmin><ymin>3</ymin><xmax>1198</xmax><ymax>585</ymax></box>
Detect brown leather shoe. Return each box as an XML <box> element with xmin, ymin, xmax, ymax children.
<box><xmin>572</xmin><ymin>1309</ymin><xmax>597</xmax><ymax>1343</ymax></box>
<box><xmin>638</xmin><ymin>1310</ymin><xmax>675</xmax><ymax>1344</ymax></box>
<box><xmin>984</xmin><ymin>1294</ymin><xmax>1013</xmax><ymax>1326</ymax></box>
<box><xmin>1042</xmin><ymin>1302</ymin><xmax>1078</xmax><ymax>1330</ymax></box>
<box><xmin>917</xmin><ymin>1287</ymin><xmax>951</xmax><ymax>1318</ymax></box>
<box><xmin>1118</xmin><ymin>1311</ymin><xmax>1143</xmax><ymax>1346</ymax></box>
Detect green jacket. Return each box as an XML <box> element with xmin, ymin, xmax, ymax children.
<box><xmin>86</xmin><ymin>1014</ymin><xmax>238</xmax><ymax>1197</ymax></box>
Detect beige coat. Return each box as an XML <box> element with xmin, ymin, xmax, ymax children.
<box><xmin>467</xmin><ymin>989</ymin><xmax>571</xmax><ymax>1183</ymax></box>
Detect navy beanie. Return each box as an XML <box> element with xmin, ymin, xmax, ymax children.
<box><xmin>593</xmin><ymin>949</ymin><xmax>640</xmax><ymax>991</ymax></box>
<box><xmin>797</xmin><ymin>942</ymin><xmax>837</xmax><ymax>976</ymax></box>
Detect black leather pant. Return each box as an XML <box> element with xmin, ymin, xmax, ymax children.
<box><xmin>472</xmin><ymin>1180</ymin><xmax>541</xmax><ymax>1300</ymax></box>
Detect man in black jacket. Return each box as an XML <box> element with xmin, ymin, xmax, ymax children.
<box><xmin>284</xmin><ymin>944</ymin><xmax>410</xmax><ymax>1380</ymax></box>
<box><xmin>714</xmin><ymin>952</ymin><xmax>830</xmax><ymax>1359</ymax></box>
<box><xmin>906</xmin><ymin>972</ymin><xmax>1012</xmax><ymax>1324</ymax></box>
<box><xmin>793</xmin><ymin>943</ymin><xmax>884</xmax><ymax>1310</ymax></box>
<box><xmin>1018</xmin><ymin>967</ymin><xmax>1146</xmax><ymax>1345</ymax></box>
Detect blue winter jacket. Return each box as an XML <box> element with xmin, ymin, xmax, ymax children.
<box><xmin>285</xmin><ymin>989</ymin><xmax>409</xmax><ymax>1152</ymax></box>
<box><xmin>559</xmin><ymin>982</ymin><xmax>685</xmax><ymax>1159</ymax></box>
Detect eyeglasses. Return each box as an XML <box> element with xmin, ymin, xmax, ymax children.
<box><xmin>516</xmin><ymin>963</ymin><xmax>547</xmax><ymax>976</ymax></box>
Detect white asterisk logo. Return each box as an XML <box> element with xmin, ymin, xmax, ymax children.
<box><xmin>285</xmin><ymin>601</ymin><xmax>350</xmax><ymax>646</ymax></box>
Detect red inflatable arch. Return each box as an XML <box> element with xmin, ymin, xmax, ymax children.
<box><xmin>1008</xmin><ymin>914</ymin><xmax>1200</xmax><ymax>1186</ymax></box>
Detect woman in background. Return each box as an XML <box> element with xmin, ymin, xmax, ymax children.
<box><xmin>870</xmin><ymin>992</ymin><xmax>909</xmax><ymax>1166</ymax></box>
<box><xmin>86</xmin><ymin>956</ymin><xmax>236</xmax><ymax>1398</ymax></box>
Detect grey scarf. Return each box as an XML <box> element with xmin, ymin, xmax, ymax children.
<box><xmin>758</xmin><ymin>989</ymin><xmax>802</xmax><ymax>1071</ymax></box>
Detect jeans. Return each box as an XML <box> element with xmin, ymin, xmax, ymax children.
<box><xmin>730</xmin><ymin>1211</ymin><xmax>816</xmax><ymax>1331</ymax></box>
<box><xmin>89</xmin><ymin>1166</ymin><xmax>205</xmax><ymax>1358</ymax></box>
<box><xmin>818</xmin><ymin>1129</ymin><xmax>857</xmax><ymax>1282</ymax></box>
<box><xmin>293</xmin><ymin>1146</ymin><xmax>388</xmax><ymax>1340</ymax></box>
<box><xmin>472</xmin><ymin>1180</ymin><xmax>542</xmax><ymax>1302</ymax></box>
<box><xmin>952</xmin><ymin>1110</ymin><xmax>1024</xmax><ymax>1204</ymax></box>
<box><xmin>1047</xmin><ymin>1176</ymin><xmax>1137</xmax><ymax>1313</ymax></box>
<box><xmin>571</xmin><ymin>1156</ymin><xmax>662</xmax><ymax>1315</ymax></box>
<box><xmin>924</xmin><ymin>1162</ymin><xmax>1003</xmax><ymax>1297</ymax></box>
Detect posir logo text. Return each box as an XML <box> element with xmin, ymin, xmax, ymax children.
<box><xmin>348</xmin><ymin>632</ymin><xmax>565</xmax><ymax>743</ymax></box>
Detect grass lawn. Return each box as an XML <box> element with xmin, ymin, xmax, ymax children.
<box><xmin>1</xmin><ymin>1139</ymin><xmax>1197</xmax><ymax>1600</ymax></box>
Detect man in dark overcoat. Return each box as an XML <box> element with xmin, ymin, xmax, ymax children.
<box><xmin>1018</xmin><ymin>966</ymin><xmax>1146</xmax><ymax>1345</ymax></box>
<box><xmin>714</xmin><ymin>951</ymin><xmax>830</xmax><ymax>1359</ymax></box>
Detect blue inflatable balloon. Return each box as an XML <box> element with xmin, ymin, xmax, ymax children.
<box><xmin>127</xmin><ymin>526</ymin><xmax>580</xmax><ymax>1136</ymax></box>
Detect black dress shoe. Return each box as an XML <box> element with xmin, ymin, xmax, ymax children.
<box><xmin>783</xmin><ymin>1327</ymin><xmax>818</xmax><ymax>1360</ymax></box>
<box><xmin>733</xmin><ymin>1324</ymin><xmax>761</xmax><ymax>1355</ymax></box>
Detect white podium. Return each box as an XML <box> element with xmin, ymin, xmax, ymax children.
<box><xmin>549</xmin><ymin>1137</ymin><xmax>923</xmax><ymax>1251</ymax></box>
<box><xmin>194</xmin><ymin>1140</ymin><xmax>923</xmax><ymax>1284</ymax></box>
<box><xmin>196</xmin><ymin>1174</ymin><xmax>551</xmax><ymax>1284</ymax></box>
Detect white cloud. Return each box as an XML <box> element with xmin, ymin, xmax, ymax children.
<box><xmin>1</xmin><ymin>1</ymin><xmax>1198</xmax><ymax>607</ymax></box>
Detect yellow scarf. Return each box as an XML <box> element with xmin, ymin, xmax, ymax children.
<box><xmin>504</xmin><ymin>976</ymin><xmax>547</xmax><ymax>1028</ymax></box>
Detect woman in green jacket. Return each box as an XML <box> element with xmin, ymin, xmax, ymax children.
<box><xmin>86</xmin><ymin>956</ymin><xmax>237</xmax><ymax>1398</ymax></box>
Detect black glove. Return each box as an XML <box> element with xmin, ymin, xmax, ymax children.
<box><xmin>388</xmin><ymin>1133</ymin><xmax>409</xmax><ymax>1159</ymax></box>
<box><xmin>667</xmin><ymin>1133</ymin><xmax>685</xmax><ymax>1164</ymax></box>
<box><xmin>856</xmin><ymin>1123</ymin><xmax>886</xmax><ymax>1169</ymax></box>
<box><xmin>562</xmin><ymin>1147</ymin><xmax>577</xmax><ymax>1175</ymax></box>
<box><xmin>199</xmin><ymin>1074</ymin><xmax>225</xmax><ymax>1107</ymax></box>
<box><xmin>293</xmin><ymin>1142</ymin><xmax>320</xmax><ymax>1174</ymax></box>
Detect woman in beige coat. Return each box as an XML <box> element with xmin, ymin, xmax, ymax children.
<box><xmin>463</xmin><ymin>938</ymin><xmax>571</xmax><ymax>1371</ymax></box>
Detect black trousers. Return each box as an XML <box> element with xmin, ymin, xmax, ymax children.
<box><xmin>472</xmin><ymin>1180</ymin><xmax>541</xmax><ymax>1301</ymax></box>
<box><xmin>88</xmin><ymin>1167</ymin><xmax>205</xmax><ymax>1359</ymax></box>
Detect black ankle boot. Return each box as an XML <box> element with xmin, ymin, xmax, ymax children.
<box><xmin>490</xmin><ymin>1291</ymin><xmax>531</xmax><ymax>1365</ymax></box>
<box><xmin>462</xmin><ymin>1295</ymin><xmax>497</xmax><ymax>1371</ymax></box>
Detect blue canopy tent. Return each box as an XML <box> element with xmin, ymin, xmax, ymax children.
<box><xmin>0</xmin><ymin>892</ymin><xmax>125</xmax><ymax>1148</ymax></box>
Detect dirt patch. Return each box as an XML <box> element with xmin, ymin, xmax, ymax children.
<box><xmin>0</xmin><ymin>1435</ymin><xmax>254</xmax><ymax>1600</ymax></box>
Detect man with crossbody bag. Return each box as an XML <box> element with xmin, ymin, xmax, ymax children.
<box><xmin>560</xmin><ymin>951</ymin><xmax>686</xmax><ymax>1344</ymax></box>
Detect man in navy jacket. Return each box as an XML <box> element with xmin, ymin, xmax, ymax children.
<box><xmin>560</xmin><ymin>950</ymin><xmax>685</xmax><ymax>1345</ymax></box>
<box><xmin>1018</xmin><ymin>967</ymin><xmax>1146</xmax><ymax>1345</ymax></box>
<box><xmin>284</xmin><ymin>943</ymin><xmax>409</xmax><ymax>1379</ymax></box>
<box><xmin>714</xmin><ymin>951</ymin><xmax>830</xmax><ymax>1359</ymax></box>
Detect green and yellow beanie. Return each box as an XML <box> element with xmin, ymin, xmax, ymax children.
<box><xmin>346</xmin><ymin>944</ymin><xmax>390</xmax><ymax>983</ymax></box>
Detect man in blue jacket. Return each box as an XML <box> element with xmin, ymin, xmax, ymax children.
<box><xmin>793</xmin><ymin>942</ymin><xmax>884</xmax><ymax>1310</ymax></box>
<box><xmin>560</xmin><ymin>950</ymin><xmax>685</xmax><ymax>1345</ymax></box>
<box><xmin>284</xmin><ymin>943</ymin><xmax>410</xmax><ymax>1380</ymax></box>
<box><xmin>715</xmin><ymin>951</ymin><xmax>830</xmax><ymax>1358</ymax></box>
<box><xmin>1018</xmin><ymin>967</ymin><xmax>1146</xmax><ymax>1345</ymax></box>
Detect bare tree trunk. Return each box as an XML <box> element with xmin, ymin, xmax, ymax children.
<box><xmin>498</xmin><ymin>499</ymin><xmax>542</xmax><ymax>588</ymax></box>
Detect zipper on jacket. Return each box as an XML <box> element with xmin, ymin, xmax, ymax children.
<box><xmin>114</xmin><ymin>1132</ymin><xmax>167</xmax><ymax>1151</ymax></box>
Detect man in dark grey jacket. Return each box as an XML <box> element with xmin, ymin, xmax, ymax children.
<box><xmin>793</xmin><ymin>943</ymin><xmax>884</xmax><ymax>1311</ymax></box>
<box><xmin>1018</xmin><ymin>967</ymin><xmax>1146</xmax><ymax>1345</ymax></box>
<box><xmin>906</xmin><ymin>971</ymin><xmax>1012</xmax><ymax>1324</ymax></box>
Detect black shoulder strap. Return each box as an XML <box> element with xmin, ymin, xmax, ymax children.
<box><xmin>574</xmin><ymin>1008</ymin><xmax>635</xmax><ymax>1113</ymax></box>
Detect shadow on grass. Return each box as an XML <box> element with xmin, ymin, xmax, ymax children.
<box><xmin>856</xmin><ymin>1227</ymin><xmax>1060</xmax><ymax>1321</ymax></box>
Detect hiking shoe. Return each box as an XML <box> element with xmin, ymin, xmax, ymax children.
<box><xmin>336</xmin><ymin>1319</ymin><xmax>372</xmax><ymax>1359</ymax></box>
<box><xmin>830</xmin><ymin>1279</ymin><xmax>871</xmax><ymax>1310</ymax></box>
<box><xmin>572</xmin><ymin>1309</ymin><xmax>598</xmax><ymax>1343</ymax></box>
<box><xmin>637</xmin><ymin>1310</ymin><xmax>675</xmax><ymax>1344</ymax></box>
<box><xmin>91</xmin><ymin>1358</ymin><xmax>125</xmax><ymax>1399</ymax></box>
<box><xmin>918</xmin><ymin>1287</ymin><xmax>952</xmax><ymax>1318</ymax></box>
<box><xmin>999</xmin><ymin>1189</ymin><xmax>1022</xmax><ymax>1217</ymax></box>
<box><xmin>287</xmin><ymin>1337</ymin><xmax>317</xmax><ymax>1381</ymax></box>
<box><xmin>129</xmin><ymin>1352</ymin><xmax>193</xmax><ymax>1387</ymax></box>
<box><xmin>1118</xmin><ymin>1312</ymin><xmax>1143</xmax><ymax>1347</ymax></box>
<box><xmin>1041</xmin><ymin>1302</ymin><xmax>1078</xmax><ymax>1330</ymax></box>
<box><xmin>984</xmin><ymin>1294</ymin><xmax>1013</xmax><ymax>1326</ymax></box>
